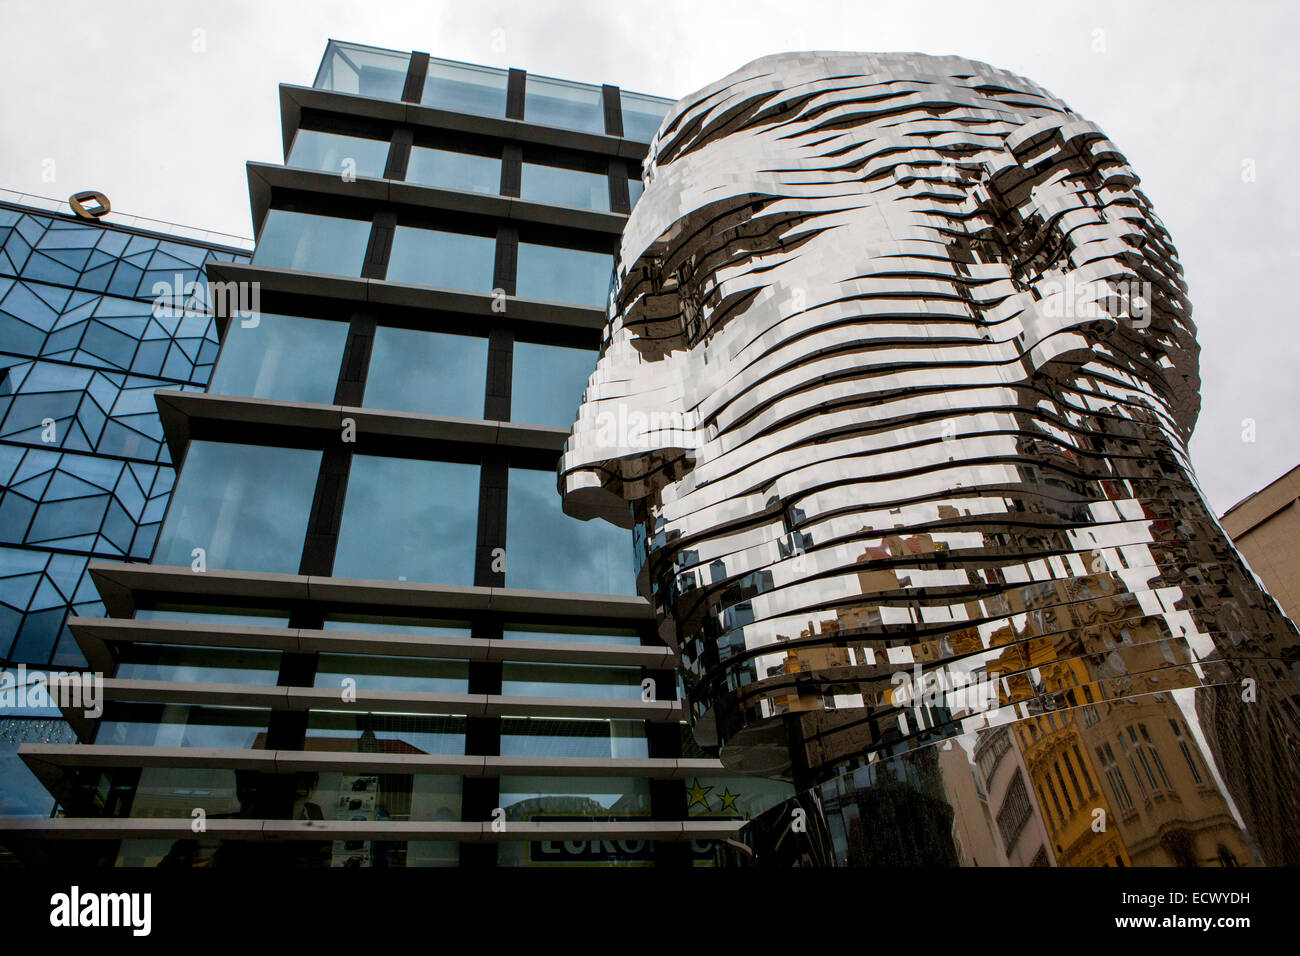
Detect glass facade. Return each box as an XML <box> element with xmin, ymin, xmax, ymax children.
<box><xmin>520</xmin><ymin>162</ymin><xmax>609</xmax><ymax>211</ymax></box>
<box><xmin>0</xmin><ymin>204</ymin><xmax>248</xmax><ymax>668</ymax></box>
<box><xmin>385</xmin><ymin>226</ymin><xmax>495</xmax><ymax>292</ymax></box>
<box><xmin>515</xmin><ymin>242</ymin><xmax>612</xmax><ymax>308</ymax></box>
<box><xmin>0</xmin><ymin>46</ymin><xmax>746</xmax><ymax>872</ymax></box>
<box><xmin>315</xmin><ymin>41</ymin><xmax>411</xmax><ymax>101</ymax></box>
<box><xmin>363</xmin><ymin>326</ymin><xmax>487</xmax><ymax>419</ymax></box>
<box><xmin>421</xmin><ymin>58</ymin><xmax>509</xmax><ymax>117</ymax></box>
<box><xmin>252</xmin><ymin>210</ymin><xmax>370</xmax><ymax>276</ymax></box>
<box><xmin>209</xmin><ymin>312</ymin><xmax>348</xmax><ymax>405</ymax></box>
<box><xmin>620</xmin><ymin>90</ymin><xmax>674</xmax><ymax>142</ymax></box>
<box><xmin>510</xmin><ymin>340</ymin><xmax>596</xmax><ymax>428</ymax></box>
<box><xmin>287</xmin><ymin>129</ymin><xmax>391</xmax><ymax>180</ymax></box>
<box><xmin>524</xmin><ymin>74</ymin><xmax>605</xmax><ymax>134</ymax></box>
<box><xmin>153</xmin><ymin>440</ymin><xmax>322</xmax><ymax>574</ymax></box>
<box><xmin>333</xmin><ymin>455</ymin><xmax>479</xmax><ymax>585</ymax></box>
<box><xmin>506</xmin><ymin>467</ymin><xmax>636</xmax><ymax>594</ymax></box>
<box><xmin>405</xmin><ymin>146</ymin><xmax>501</xmax><ymax>195</ymax></box>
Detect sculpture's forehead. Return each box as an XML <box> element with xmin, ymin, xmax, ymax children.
<box><xmin>618</xmin><ymin>52</ymin><xmax>1075</xmax><ymax>259</ymax></box>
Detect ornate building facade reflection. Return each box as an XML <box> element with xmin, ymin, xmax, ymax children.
<box><xmin>560</xmin><ymin>52</ymin><xmax>1300</xmax><ymax>866</ymax></box>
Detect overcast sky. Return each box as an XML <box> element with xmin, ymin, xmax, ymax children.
<box><xmin>1</xmin><ymin>0</ymin><xmax>1295</xmax><ymax>514</ymax></box>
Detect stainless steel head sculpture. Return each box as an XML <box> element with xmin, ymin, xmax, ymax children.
<box><xmin>562</xmin><ymin>52</ymin><xmax>1300</xmax><ymax>865</ymax></box>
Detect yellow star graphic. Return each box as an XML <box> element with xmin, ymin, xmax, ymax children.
<box><xmin>717</xmin><ymin>787</ymin><xmax>742</xmax><ymax>815</ymax></box>
<box><xmin>685</xmin><ymin>778</ymin><xmax>713</xmax><ymax>811</ymax></box>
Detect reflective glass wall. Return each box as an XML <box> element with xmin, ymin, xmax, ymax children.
<box><xmin>0</xmin><ymin>204</ymin><xmax>250</xmax><ymax>667</ymax></box>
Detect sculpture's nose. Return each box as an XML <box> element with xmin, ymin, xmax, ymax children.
<box><xmin>559</xmin><ymin>329</ymin><xmax>700</xmax><ymax>528</ymax></box>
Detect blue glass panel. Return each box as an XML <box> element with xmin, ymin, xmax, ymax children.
<box><xmin>500</xmin><ymin>718</ymin><xmax>647</xmax><ymax>758</ymax></box>
<box><xmin>501</xmin><ymin>662</ymin><xmax>643</xmax><ymax>699</ymax></box>
<box><xmin>620</xmin><ymin>90</ymin><xmax>673</xmax><ymax>142</ymax></box>
<box><xmin>154</xmin><ymin>441</ymin><xmax>321</xmax><ymax>574</ymax></box>
<box><xmin>209</xmin><ymin>312</ymin><xmax>348</xmax><ymax>405</ymax></box>
<box><xmin>287</xmin><ymin>130</ymin><xmax>391</xmax><ymax>179</ymax></box>
<box><xmin>253</xmin><ymin>210</ymin><xmax>370</xmax><ymax>277</ymax></box>
<box><xmin>524</xmin><ymin>75</ymin><xmax>605</xmax><ymax>133</ymax></box>
<box><xmin>421</xmin><ymin>58</ymin><xmax>508</xmax><ymax>116</ymax></box>
<box><xmin>506</xmin><ymin>467</ymin><xmax>636</xmax><ymax>594</ymax></box>
<box><xmin>0</xmin><ymin>717</ymin><xmax>75</xmax><ymax>816</ymax></box>
<box><xmin>363</xmin><ymin>326</ymin><xmax>487</xmax><ymax>418</ymax></box>
<box><xmin>405</xmin><ymin>147</ymin><xmax>501</xmax><ymax>195</ymax></box>
<box><xmin>334</xmin><ymin>456</ymin><xmax>479</xmax><ymax>585</ymax></box>
<box><xmin>520</xmin><ymin>163</ymin><xmax>610</xmax><ymax>211</ymax></box>
<box><xmin>515</xmin><ymin>243</ymin><xmax>613</xmax><ymax>308</ymax></box>
<box><xmin>315</xmin><ymin>42</ymin><xmax>410</xmax><ymax>101</ymax></box>
<box><xmin>510</xmin><ymin>340</ymin><xmax>596</xmax><ymax>428</ymax></box>
<box><xmin>314</xmin><ymin>654</ymin><xmax>468</xmax><ymax>693</ymax></box>
<box><xmin>385</xmin><ymin>226</ymin><xmax>495</xmax><ymax>293</ymax></box>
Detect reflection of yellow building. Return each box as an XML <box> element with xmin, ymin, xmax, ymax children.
<box><xmin>990</xmin><ymin>571</ymin><xmax>1254</xmax><ymax>866</ymax></box>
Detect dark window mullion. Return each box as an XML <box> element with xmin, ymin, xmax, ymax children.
<box><xmin>384</xmin><ymin>128</ymin><xmax>414</xmax><ymax>181</ymax></box>
<box><xmin>402</xmin><ymin>51</ymin><xmax>430</xmax><ymax>104</ymax></box>
<box><xmin>608</xmin><ymin>158</ymin><xmax>631</xmax><ymax>215</ymax></box>
<box><xmin>601</xmin><ymin>84</ymin><xmax>624</xmax><ymax>138</ymax></box>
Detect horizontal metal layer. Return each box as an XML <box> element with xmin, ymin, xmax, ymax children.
<box><xmin>278</xmin><ymin>83</ymin><xmax>652</xmax><ymax>166</ymax></box>
<box><xmin>69</xmin><ymin>618</ymin><xmax>673</xmax><ymax>676</ymax></box>
<box><xmin>247</xmin><ymin>162</ymin><xmax>626</xmax><ymax>238</ymax></box>
<box><xmin>0</xmin><ymin>817</ymin><xmax>742</xmax><ymax>843</ymax></box>
<box><xmin>18</xmin><ymin>744</ymin><xmax>722</xmax><ymax>779</ymax></box>
<box><xmin>154</xmin><ymin>388</ymin><xmax>569</xmax><ymax>468</ymax></box>
<box><xmin>205</xmin><ymin>261</ymin><xmax>608</xmax><ymax>342</ymax></box>
<box><xmin>86</xmin><ymin>561</ymin><xmax>654</xmax><ymax>624</ymax></box>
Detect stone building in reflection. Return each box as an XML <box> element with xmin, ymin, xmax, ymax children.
<box><xmin>560</xmin><ymin>51</ymin><xmax>1300</xmax><ymax>865</ymax></box>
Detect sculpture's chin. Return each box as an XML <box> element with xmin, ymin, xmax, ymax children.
<box><xmin>560</xmin><ymin>483</ymin><xmax>635</xmax><ymax>529</ymax></box>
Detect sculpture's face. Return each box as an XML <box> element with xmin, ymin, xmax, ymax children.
<box><xmin>560</xmin><ymin>53</ymin><xmax>1288</xmax><ymax>794</ymax></box>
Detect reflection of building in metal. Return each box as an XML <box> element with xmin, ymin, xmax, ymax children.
<box><xmin>562</xmin><ymin>52</ymin><xmax>1300</xmax><ymax>866</ymax></box>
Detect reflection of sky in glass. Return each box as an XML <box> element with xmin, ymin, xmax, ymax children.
<box><xmin>363</xmin><ymin>326</ymin><xmax>487</xmax><ymax>419</ymax></box>
<box><xmin>323</xmin><ymin>617</ymin><xmax>469</xmax><ymax>636</ymax></box>
<box><xmin>524</xmin><ymin>75</ymin><xmax>604</xmax><ymax>133</ymax></box>
<box><xmin>510</xmin><ymin>340</ymin><xmax>596</xmax><ymax>428</ymax></box>
<box><xmin>520</xmin><ymin>163</ymin><xmax>609</xmax><ymax>211</ymax></box>
<box><xmin>507</xmin><ymin>467</ymin><xmax>635</xmax><ymax>594</ymax></box>
<box><xmin>516</xmin><ymin>243</ymin><xmax>613</xmax><ymax>308</ymax></box>
<box><xmin>502</xmin><ymin>627</ymin><xmax>640</xmax><ymax>646</ymax></box>
<box><xmin>0</xmin><ymin>718</ymin><xmax>75</xmax><ymax>815</ymax></box>
<box><xmin>287</xmin><ymin>130</ymin><xmax>390</xmax><ymax>179</ymax></box>
<box><xmin>334</xmin><ymin>456</ymin><xmax>479</xmax><ymax>586</ymax></box>
<box><xmin>209</xmin><ymin>312</ymin><xmax>348</xmax><ymax>405</ymax></box>
<box><xmin>313</xmin><ymin>654</ymin><xmax>468</xmax><ymax>693</ymax></box>
<box><xmin>421</xmin><ymin>59</ymin><xmax>508</xmax><ymax>116</ymax></box>
<box><xmin>154</xmin><ymin>441</ymin><xmax>321</xmax><ymax>574</ymax></box>
<box><xmin>406</xmin><ymin>147</ymin><xmax>501</xmax><ymax>194</ymax></box>
<box><xmin>253</xmin><ymin>210</ymin><xmax>370</xmax><ymax>276</ymax></box>
<box><xmin>386</xmin><ymin>226</ymin><xmax>495</xmax><ymax>293</ymax></box>
<box><xmin>98</xmin><ymin>707</ymin><xmax>269</xmax><ymax>749</ymax></box>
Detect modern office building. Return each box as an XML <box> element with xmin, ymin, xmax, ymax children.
<box><xmin>0</xmin><ymin>192</ymin><xmax>250</xmax><ymax>841</ymax></box>
<box><xmin>0</xmin><ymin>42</ymin><xmax>792</xmax><ymax>867</ymax></box>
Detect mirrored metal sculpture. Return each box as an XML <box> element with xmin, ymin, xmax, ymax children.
<box><xmin>561</xmin><ymin>52</ymin><xmax>1300</xmax><ymax>866</ymax></box>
